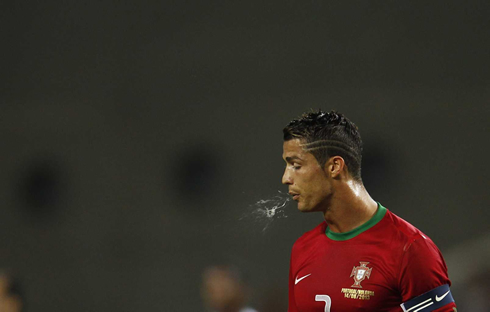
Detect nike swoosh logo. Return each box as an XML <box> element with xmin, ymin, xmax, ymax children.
<box><xmin>295</xmin><ymin>273</ymin><xmax>312</xmax><ymax>285</ymax></box>
<box><xmin>435</xmin><ymin>290</ymin><xmax>450</xmax><ymax>302</ymax></box>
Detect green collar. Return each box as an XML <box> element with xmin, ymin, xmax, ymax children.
<box><xmin>325</xmin><ymin>203</ymin><xmax>387</xmax><ymax>241</ymax></box>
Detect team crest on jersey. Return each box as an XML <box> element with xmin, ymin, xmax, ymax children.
<box><xmin>350</xmin><ymin>262</ymin><xmax>372</xmax><ymax>288</ymax></box>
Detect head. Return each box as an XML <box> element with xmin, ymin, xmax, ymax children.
<box><xmin>201</xmin><ymin>265</ymin><xmax>248</xmax><ymax>312</ymax></box>
<box><xmin>0</xmin><ymin>273</ymin><xmax>23</xmax><ymax>312</ymax></box>
<box><xmin>282</xmin><ymin>110</ymin><xmax>363</xmax><ymax>212</ymax></box>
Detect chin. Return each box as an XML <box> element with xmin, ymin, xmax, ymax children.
<box><xmin>297</xmin><ymin>203</ymin><xmax>312</xmax><ymax>212</ymax></box>
<box><xmin>298</xmin><ymin>201</ymin><xmax>323</xmax><ymax>213</ymax></box>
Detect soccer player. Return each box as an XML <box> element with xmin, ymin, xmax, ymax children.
<box><xmin>282</xmin><ymin>110</ymin><xmax>456</xmax><ymax>312</ymax></box>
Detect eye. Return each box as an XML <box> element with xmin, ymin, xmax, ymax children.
<box><xmin>293</xmin><ymin>163</ymin><xmax>301</xmax><ymax>170</ymax></box>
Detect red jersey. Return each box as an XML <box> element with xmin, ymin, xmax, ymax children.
<box><xmin>288</xmin><ymin>204</ymin><xmax>456</xmax><ymax>312</ymax></box>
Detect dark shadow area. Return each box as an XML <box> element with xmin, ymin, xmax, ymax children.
<box><xmin>170</xmin><ymin>143</ymin><xmax>224</xmax><ymax>205</ymax></box>
<box><xmin>16</xmin><ymin>158</ymin><xmax>63</xmax><ymax>220</ymax></box>
<box><xmin>360</xmin><ymin>140</ymin><xmax>397</xmax><ymax>200</ymax></box>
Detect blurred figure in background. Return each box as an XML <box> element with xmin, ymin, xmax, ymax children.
<box><xmin>456</xmin><ymin>270</ymin><xmax>490</xmax><ymax>312</ymax></box>
<box><xmin>444</xmin><ymin>233</ymin><xmax>490</xmax><ymax>311</ymax></box>
<box><xmin>201</xmin><ymin>265</ymin><xmax>257</xmax><ymax>312</ymax></box>
<box><xmin>0</xmin><ymin>272</ymin><xmax>23</xmax><ymax>312</ymax></box>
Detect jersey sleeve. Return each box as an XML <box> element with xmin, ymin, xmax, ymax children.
<box><xmin>398</xmin><ymin>234</ymin><xmax>457</xmax><ymax>311</ymax></box>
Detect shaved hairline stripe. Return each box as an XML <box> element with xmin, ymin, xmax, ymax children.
<box><xmin>300</xmin><ymin>140</ymin><xmax>360</xmax><ymax>159</ymax></box>
<box><xmin>300</xmin><ymin>140</ymin><xmax>357</xmax><ymax>150</ymax></box>
<box><xmin>302</xmin><ymin>146</ymin><xmax>360</xmax><ymax>162</ymax></box>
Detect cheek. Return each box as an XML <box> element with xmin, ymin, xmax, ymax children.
<box><xmin>310</xmin><ymin>176</ymin><xmax>331</xmax><ymax>197</ymax></box>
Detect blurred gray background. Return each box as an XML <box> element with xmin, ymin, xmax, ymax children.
<box><xmin>1</xmin><ymin>1</ymin><xmax>489</xmax><ymax>311</ymax></box>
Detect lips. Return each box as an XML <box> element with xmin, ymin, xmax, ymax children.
<box><xmin>289</xmin><ymin>191</ymin><xmax>300</xmax><ymax>200</ymax></box>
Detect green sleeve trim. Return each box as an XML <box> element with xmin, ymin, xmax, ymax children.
<box><xmin>325</xmin><ymin>202</ymin><xmax>387</xmax><ymax>241</ymax></box>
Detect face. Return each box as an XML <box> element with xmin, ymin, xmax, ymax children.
<box><xmin>201</xmin><ymin>267</ymin><xmax>243</xmax><ymax>310</ymax></box>
<box><xmin>0</xmin><ymin>276</ymin><xmax>22</xmax><ymax>312</ymax></box>
<box><xmin>282</xmin><ymin>139</ymin><xmax>333</xmax><ymax>212</ymax></box>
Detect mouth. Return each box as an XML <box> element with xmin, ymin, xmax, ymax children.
<box><xmin>289</xmin><ymin>192</ymin><xmax>300</xmax><ymax>201</ymax></box>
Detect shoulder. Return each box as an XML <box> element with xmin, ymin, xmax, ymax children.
<box><xmin>382</xmin><ymin>210</ymin><xmax>451</xmax><ymax>295</ymax></box>
<box><xmin>382</xmin><ymin>209</ymin><xmax>434</xmax><ymax>250</ymax></box>
<box><xmin>372</xmin><ymin>207</ymin><xmax>451</xmax><ymax>299</ymax></box>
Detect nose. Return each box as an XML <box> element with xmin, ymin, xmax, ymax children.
<box><xmin>282</xmin><ymin>168</ymin><xmax>292</xmax><ymax>185</ymax></box>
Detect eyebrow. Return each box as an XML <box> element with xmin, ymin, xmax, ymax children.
<box><xmin>285</xmin><ymin>156</ymin><xmax>302</xmax><ymax>163</ymax></box>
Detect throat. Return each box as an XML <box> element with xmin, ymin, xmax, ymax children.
<box><xmin>323</xmin><ymin>198</ymin><xmax>379</xmax><ymax>234</ymax></box>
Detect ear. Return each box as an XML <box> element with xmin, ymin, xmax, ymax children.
<box><xmin>325</xmin><ymin>156</ymin><xmax>346</xmax><ymax>178</ymax></box>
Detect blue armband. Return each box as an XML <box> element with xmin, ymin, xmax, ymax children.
<box><xmin>401</xmin><ymin>284</ymin><xmax>454</xmax><ymax>312</ymax></box>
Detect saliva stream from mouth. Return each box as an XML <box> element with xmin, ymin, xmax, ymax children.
<box><xmin>240</xmin><ymin>191</ymin><xmax>291</xmax><ymax>232</ymax></box>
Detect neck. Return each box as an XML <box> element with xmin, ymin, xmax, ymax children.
<box><xmin>323</xmin><ymin>180</ymin><xmax>378</xmax><ymax>233</ymax></box>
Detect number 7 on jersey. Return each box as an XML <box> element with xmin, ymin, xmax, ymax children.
<box><xmin>315</xmin><ymin>295</ymin><xmax>331</xmax><ymax>312</ymax></box>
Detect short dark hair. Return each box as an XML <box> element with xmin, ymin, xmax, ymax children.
<box><xmin>283</xmin><ymin>110</ymin><xmax>363</xmax><ymax>181</ymax></box>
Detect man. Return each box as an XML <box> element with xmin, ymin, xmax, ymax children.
<box><xmin>0</xmin><ymin>272</ymin><xmax>23</xmax><ymax>312</ymax></box>
<box><xmin>282</xmin><ymin>110</ymin><xmax>456</xmax><ymax>311</ymax></box>
<box><xmin>201</xmin><ymin>265</ymin><xmax>258</xmax><ymax>312</ymax></box>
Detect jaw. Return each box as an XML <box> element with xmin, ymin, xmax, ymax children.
<box><xmin>296</xmin><ymin>197</ymin><xmax>319</xmax><ymax>213</ymax></box>
<box><xmin>297</xmin><ymin>193</ymin><xmax>333</xmax><ymax>213</ymax></box>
